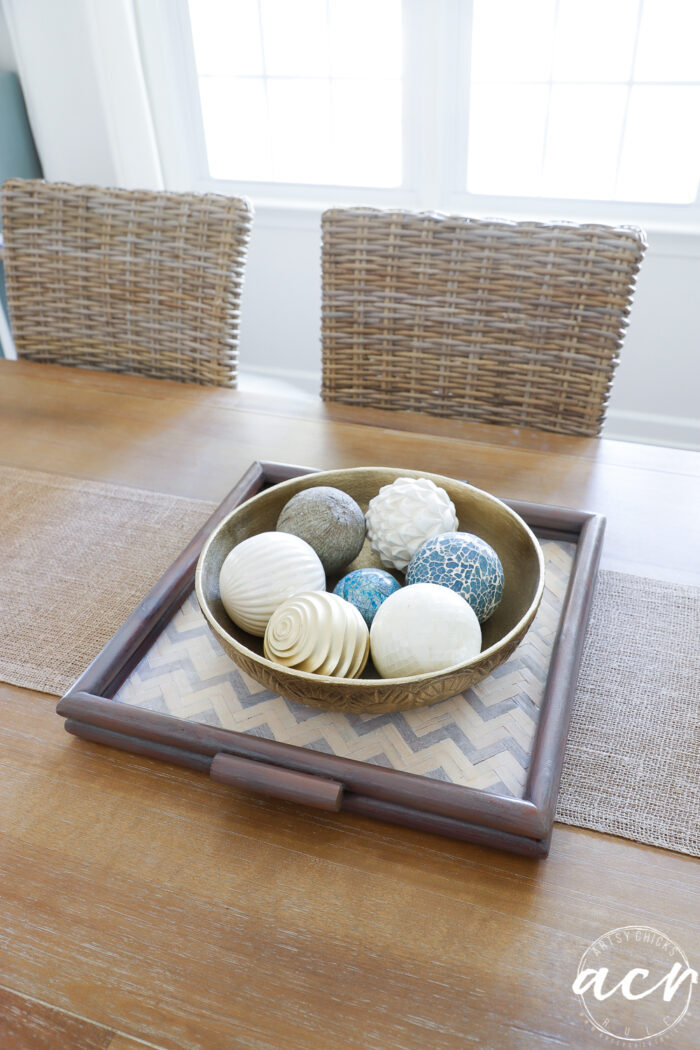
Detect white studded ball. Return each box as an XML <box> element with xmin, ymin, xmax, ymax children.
<box><xmin>365</xmin><ymin>477</ymin><xmax>458</xmax><ymax>571</ymax></box>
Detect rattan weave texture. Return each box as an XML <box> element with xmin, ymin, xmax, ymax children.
<box><xmin>1</xmin><ymin>179</ymin><xmax>253</xmax><ymax>387</ymax></box>
<box><xmin>321</xmin><ymin>208</ymin><xmax>646</xmax><ymax>436</ymax></box>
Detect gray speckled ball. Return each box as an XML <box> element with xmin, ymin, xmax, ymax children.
<box><xmin>276</xmin><ymin>486</ymin><xmax>366</xmax><ymax>577</ymax></box>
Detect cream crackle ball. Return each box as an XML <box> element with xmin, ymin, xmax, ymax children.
<box><xmin>219</xmin><ymin>532</ymin><xmax>325</xmax><ymax>637</ymax></box>
<box><xmin>370</xmin><ymin>583</ymin><xmax>481</xmax><ymax>678</ymax></box>
<box><xmin>264</xmin><ymin>591</ymin><xmax>369</xmax><ymax>678</ymax></box>
<box><xmin>365</xmin><ymin>477</ymin><xmax>459</xmax><ymax>571</ymax></box>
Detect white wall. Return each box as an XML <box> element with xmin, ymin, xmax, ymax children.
<box><xmin>606</xmin><ymin>235</ymin><xmax>700</xmax><ymax>447</ymax></box>
<box><xmin>239</xmin><ymin>209</ymin><xmax>322</xmax><ymax>390</ymax></box>
<box><xmin>0</xmin><ymin>3</ymin><xmax>16</xmax><ymax>70</ymax></box>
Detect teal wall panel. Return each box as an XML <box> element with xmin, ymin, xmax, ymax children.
<box><xmin>0</xmin><ymin>70</ymin><xmax>43</xmax><ymax>356</ymax></box>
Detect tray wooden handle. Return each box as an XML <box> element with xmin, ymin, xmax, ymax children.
<box><xmin>210</xmin><ymin>753</ymin><xmax>344</xmax><ymax>812</ymax></box>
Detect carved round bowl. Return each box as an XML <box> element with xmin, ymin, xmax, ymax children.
<box><xmin>195</xmin><ymin>467</ymin><xmax>545</xmax><ymax>714</ymax></box>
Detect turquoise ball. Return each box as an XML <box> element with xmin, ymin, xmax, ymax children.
<box><xmin>406</xmin><ymin>532</ymin><xmax>504</xmax><ymax>623</ymax></box>
<box><xmin>333</xmin><ymin>568</ymin><xmax>401</xmax><ymax>627</ymax></box>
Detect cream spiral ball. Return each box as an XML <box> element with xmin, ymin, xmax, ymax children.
<box><xmin>264</xmin><ymin>591</ymin><xmax>370</xmax><ymax>678</ymax></box>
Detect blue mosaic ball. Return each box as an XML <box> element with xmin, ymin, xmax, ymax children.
<box><xmin>406</xmin><ymin>531</ymin><xmax>504</xmax><ymax>623</ymax></box>
<box><xmin>333</xmin><ymin>568</ymin><xmax>402</xmax><ymax>627</ymax></box>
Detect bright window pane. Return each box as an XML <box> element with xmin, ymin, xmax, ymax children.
<box><xmin>470</xmin><ymin>0</ymin><xmax>556</xmax><ymax>84</ymax></box>
<box><xmin>260</xmin><ymin>0</ymin><xmax>329</xmax><ymax>78</ymax></box>
<box><xmin>542</xmin><ymin>85</ymin><xmax>627</xmax><ymax>199</ymax></box>
<box><xmin>616</xmin><ymin>87</ymin><xmax>700</xmax><ymax>203</ymax></box>
<box><xmin>551</xmin><ymin>0</ymin><xmax>639</xmax><ymax>83</ymax></box>
<box><xmin>189</xmin><ymin>0</ymin><xmax>263</xmax><ymax>76</ymax></box>
<box><xmin>187</xmin><ymin>0</ymin><xmax>402</xmax><ymax>187</ymax></box>
<box><xmin>331</xmin><ymin>79</ymin><xmax>402</xmax><ymax>187</ymax></box>
<box><xmin>329</xmin><ymin>0</ymin><xmax>401</xmax><ymax>79</ymax></box>
<box><xmin>634</xmin><ymin>0</ymin><xmax>700</xmax><ymax>82</ymax></box>
<box><xmin>468</xmin><ymin>84</ymin><xmax>548</xmax><ymax>196</ymax></box>
<box><xmin>199</xmin><ymin>78</ymin><xmax>270</xmax><ymax>181</ymax></box>
<box><xmin>267</xmin><ymin>80</ymin><xmax>332</xmax><ymax>184</ymax></box>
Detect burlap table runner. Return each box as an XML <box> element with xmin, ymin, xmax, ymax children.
<box><xmin>2</xmin><ymin>465</ymin><xmax>698</xmax><ymax>855</ymax></box>
<box><xmin>1</xmin><ymin>465</ymin><xmax>215</xmax><ymax>695</ymax></box>
<box><xmin>555</xmin><ymin>571</ymin><xmax>699</xmax><ymax>856</ymax></box>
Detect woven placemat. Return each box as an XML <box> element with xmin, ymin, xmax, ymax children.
<box><xmin>0</xmin><ymin>465</ymin><xmax>215</xmax><ymax>695</ymax></box>
<box><xmin>555</xmin><ymin>571</ymin><xmax>699</xmax><ymax>856</ymax></box>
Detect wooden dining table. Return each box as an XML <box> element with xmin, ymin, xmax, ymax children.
<box><xmin>1</xmin><ymin>358</ymin><xmax>698</xmax><ymax>1050</ymax></box>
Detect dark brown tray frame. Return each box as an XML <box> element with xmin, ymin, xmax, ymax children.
<box><xmin>57</xmin><ymin>461</ymin><xmax>605</xmax><ymax>858</ymax></box>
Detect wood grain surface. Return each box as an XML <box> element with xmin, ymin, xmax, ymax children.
<box><xmin>0</xmin><ymin>987</ymin><xmax>113</xmax><ymax>1050</ymax></box>
<box><xmin>0</xmin><ymin>987</ymin><xmax>163</xmax><ymax>1050</ymax></box>
<box><xmin>1</xmin><ymin>360</ymin><xmax>699</xmax><ymax>1049</ymax></box>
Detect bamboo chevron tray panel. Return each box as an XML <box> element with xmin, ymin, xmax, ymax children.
<box><xmin>114</xmin><ymin>539</ymin><xmax>575</xmax><ymax>798</ymax></box>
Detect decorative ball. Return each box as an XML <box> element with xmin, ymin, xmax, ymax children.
<box><xmin>406</xmin><ymin>531</ymin><xmax>504</xmax><ymax>623</ymax></box>
<box><xmin>219</xmin><ymin>532</ymin><xmax>325</xmax><ymax>637</ymax></box>
<box><xmin>264</xmin><ymin>591</ymin><xmax>370</xmax><ymax>678</ymax></box>
<box><xmin>333</xmin><ymin>568</ymin><xmax>402</xmax><ymax>627</ymax></box>
<box><xmin>276</xmin><ymin>486</ymin><xmax>366</xmax><ymax>576</ymax></box>
<box><xmin>370</xmin><ymin>583</ymin><xmax>481</xmax><ymax>678</ymax></box>
<box><xmin>365</xmin><ymin>477</ymin><xmax>458</xmax><ymax>571</ymax></box>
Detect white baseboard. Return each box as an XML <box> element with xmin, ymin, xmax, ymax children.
<box><xmin>604</xmin><ymin>408</ymin><xmax>700</xmax><ymax>451</ymax></box>
<box><xmin>0</xmin><ymin>300</ymin><xmax>17</xmax><ymax>360</ymax></box>
<box><xmin>238</xmin><ymin>363</ymin><xmax>320</xmax><ymax>396</ymax></box>
<box><xmin>239</xmin><ymin>366</ymin><xmax>700</xmax><ymax>451</ymax></box>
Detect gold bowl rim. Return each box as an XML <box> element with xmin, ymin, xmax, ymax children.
<box><xmin>195</xmin><ymin>466</ymin><xmax>546</xmax><ymax>687</ymax></box>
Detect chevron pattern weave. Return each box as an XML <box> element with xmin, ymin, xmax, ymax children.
<box><xmin>115</xmin><ymin>540</ymin><xmax>575</xmax><ymax>798</ymax></box>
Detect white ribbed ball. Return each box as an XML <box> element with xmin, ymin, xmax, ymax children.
<box><xmin>365</xmin><ymin>477</ymin><xmax>459</xmax><ymax>571</ymax></box>
<box><xmin>370</xmin><ymin>583</ymin><xmax>481</xmax><ymax>678</ymax></box>
<box><xmin>219</xmin><ymin>532</ymin><xmax>325</xmax><ymax>636</ymax></box>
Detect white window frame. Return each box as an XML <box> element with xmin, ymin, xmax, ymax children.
<box><xmin>135</xmin><ymin>0</ymin><xmax>700</xmax><ymax>232</ymax></box>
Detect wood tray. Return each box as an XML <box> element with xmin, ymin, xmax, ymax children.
<box><xmin>56</xmin><ymin>461</ymin><xmax>605</xmax><ymax>858</ymax></box>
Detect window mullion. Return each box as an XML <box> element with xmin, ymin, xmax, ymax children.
<box><xmin>612</xmin><ymin>0</ymin><xmax>645</xmax><ymax>199</ymax></box>
<box><xmin>442</xmin><ymin>0</ymin><xmax>473</xmax><ymax>211</ymax></box>
<box><xmin>402</xmin><ymin>0</ymin><xmax>449</xmax><ymax>209</ymax></box>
